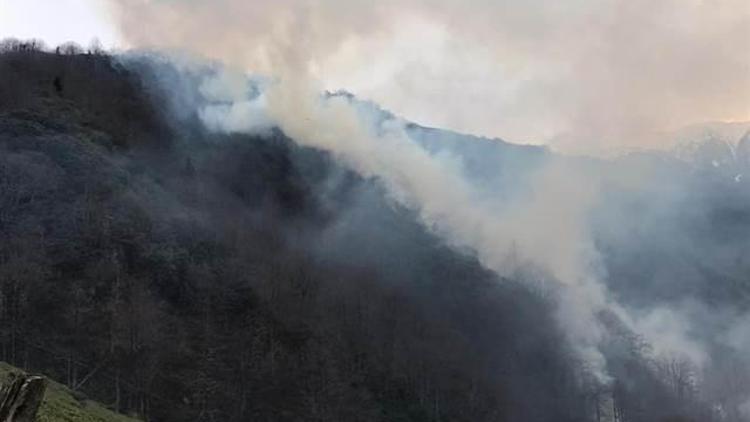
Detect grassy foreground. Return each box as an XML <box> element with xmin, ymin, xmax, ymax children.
<box><xmin>0</xmin><ymin>362</ymin><xmax>139</xmax><ymax>422</ymax></box>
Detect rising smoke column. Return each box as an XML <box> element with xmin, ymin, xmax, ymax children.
<box><xmin>147</xmin><ymin>36</ymin><xmax>621</xmax><ymax>380</ymax></box>
<box><xmin>106</xmin><ymin>0</ymin><xmax>750</xmax><ymax>153</ymax></box>
<box><xmin>106</xmin><ymin>0</ymin><xmax>733</xmax><ymax>383</ymax></box>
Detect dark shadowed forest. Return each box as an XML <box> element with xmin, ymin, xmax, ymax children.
<box><xmin>0</xmin><ymin>40</ymin><xmax>748</xmax><ymax>422</ymax></box>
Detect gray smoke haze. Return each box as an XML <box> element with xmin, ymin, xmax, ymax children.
<box><xmin>122</xmin><ymin>55</ymin><xmax>674</xmax><ymax>388</ymax></box>
<box><xmin>107</xmin><ymin>0</ymin><xmax>750</xmax><ymax>153</ymax></box>
<box><xmin>110</xmin><ymin>0</ymin><xmax>750</xmax><ymax>409</ymax></box>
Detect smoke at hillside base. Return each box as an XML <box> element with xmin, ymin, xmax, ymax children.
<box><xmin>106</xmin><ymin>0</ymin><xmax>750</xmax><ymax>152</ymax></box>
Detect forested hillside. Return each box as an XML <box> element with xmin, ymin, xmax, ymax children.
<box><xmin>0</xmin><ymin>43</ymin><xmax>745</xmax><ymax>422</ymax></box>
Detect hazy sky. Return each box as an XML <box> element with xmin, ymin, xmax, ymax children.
<box><xmin>0</xmin><ymin>0</ymin><xmax>119</xmax><ymax>48</ymax></box>
<box><xmin>2</xmin><ymin>0</ymin><xmax>749</xmax><ymax>152</ymax></box>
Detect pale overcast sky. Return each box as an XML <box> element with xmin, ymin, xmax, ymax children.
<box><xmin>2</xmin><ymin>0</ymin><xmax>748</xmax><ymax>152</ymax></box>
<box><xmin>0</xmin><ymin>0</ymin><xmax>120</xmax><ymax>48</ymax></box>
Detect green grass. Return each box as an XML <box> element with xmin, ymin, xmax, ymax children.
<box><xmin>0</xmin><ymin>362</ymin><xmax>139</xmax><ymax>422</ymax></box>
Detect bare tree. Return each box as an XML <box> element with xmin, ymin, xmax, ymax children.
<box><xmin>657</xmin><ymin>354</ymin><xmax>698</xmax><ymax>403</ymax></box>
<box><xmin>0</xmin><ymin>38</ymin><xmax>21</xmax><ymax>53</ymax></box>
<box><xmin>57</xmin><ymin>41</ymin><xmax>83</xmax><ymax>55</ymax></box>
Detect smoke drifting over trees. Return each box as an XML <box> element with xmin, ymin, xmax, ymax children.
<box><xmin>105</xmin><ymin>0</ymin><xmax>750</xmax><ymax>152</ymax></box>
<box><xmin>0</xmin><ymin>1</ymin><xmax>749</xmax><ymax>420</ymax></box>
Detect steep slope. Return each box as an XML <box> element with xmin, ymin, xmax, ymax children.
<box><xmin>0</xmin><ymin>49</ymin><xmax>587</xmax><ymax>422</ymax></box>
<box><xmin>0</xmin><ymin>362</ymin><xmax>138</xmax><ymax>422</ymax></box>
<box><xmin>1</xmin><ymin>48</ymin><xmax>744</xmax><ymax>422</ymax></box>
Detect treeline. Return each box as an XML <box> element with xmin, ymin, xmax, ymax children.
<box><xmin>0</xmin><ymin>38</ymin><xmax>168</xmax><ymax>149</ymax></box>
<box><xmin>0</xmin><ymin>46</ymin><xmax>736</xmax><ymax>421</ymax></box>
<box><xmin>0</xmin><ymin>37</ymin><xmax>104</xmax><ymax>55</ymax></box>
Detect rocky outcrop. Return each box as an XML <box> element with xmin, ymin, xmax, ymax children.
<box><xmin>0</xmin><ymin>372</ymin><xmax>47</xmax><ymax>422</ymax></box>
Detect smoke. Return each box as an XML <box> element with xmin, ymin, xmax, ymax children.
<box><xmin>106</xmin><ymin>0</ymin><xmax>750</xmax><ymax>152</ymax></box>
<box><xmin>106</xmin><ymin>0</ymin><xmax>749</xmax><ymax>389</ymax></box>
<box><xmin>128</xmin><ymin>54</ymin><xmax>623</xmax><ymax>385</ymax></box>
<box><xmin>632</xmin><ymin>306</ymin><xmax>708</xmax><ymax>365</ymax></box>
<box><xmin>198</xmin><ymin>67</ymin><xmax>273</xmax><ymax>134</ymax></box>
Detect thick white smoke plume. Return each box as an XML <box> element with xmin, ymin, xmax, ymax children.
<box><xmin>106</xmin><ymin>0</ymin><xmax>750</xmax><ymax>153</ymax></box>
<box><xmin>109</xmin><ymin>0</ymin><xmax>748</xmax><ymax>387</ymax></box>
<box><xmin>198</xmin><ymin>57</ymin><xmax>722</xmax><ymax>385</ymax></box>
<box><xmin>142</xmin><ymin>47</ymin><xmax>620</xmax><ymax>380</ymax></box>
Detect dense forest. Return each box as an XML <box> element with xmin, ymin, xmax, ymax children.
<box><xmin>0</xmin><ymin>40</ymin><xmax>748</xmax><ymax>422</ymax></box>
